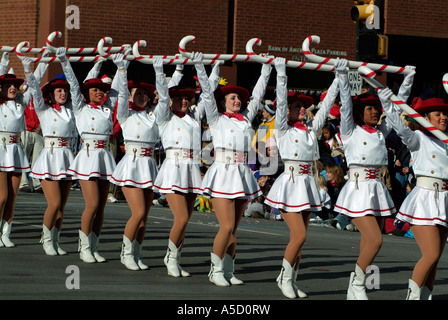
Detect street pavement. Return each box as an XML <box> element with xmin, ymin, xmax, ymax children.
<box><xmin>1</xmin><ymin>190</ymin><xmax>447</xmax><ymax>307</ymax></box>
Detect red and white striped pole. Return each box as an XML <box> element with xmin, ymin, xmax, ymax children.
<box><xmin>302</xmin><ymin>35</ymin><xmax>413</xmax><ymax>75</ymax></box>
<box><xmin>15</xmin><ymin>41</ymin><xmax>104</xmax><ymax>63</ymax></box>
<box><xmin>245</xmin><ymin>37</ymin><xmax>335</xmax><ymax>72</ymax></box>
<box><xmin>358</xmin><ymin>66</ymin><xmax>448</xmax><ymax>143</ymax></box>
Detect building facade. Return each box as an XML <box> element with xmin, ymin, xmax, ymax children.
<box><xmin>1</xmin><ymin>0</ymin><xmax>447</xmax><ymax>100</ymax></box>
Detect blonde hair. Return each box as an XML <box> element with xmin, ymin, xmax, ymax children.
<box><xmin>316</xmin><ymin>174</ymin><xmax>328</xmax><ymax>192</ymax></box>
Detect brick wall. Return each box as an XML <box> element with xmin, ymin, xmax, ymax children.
<box><xmin>1</xmin><ymin>0</ymin><xmax>447</xmax><ymax>92</ymax></box>
<box><xmin>386</xmin><ymin>0</ymin><xmax>448</xmax><ymax>38</ymax></box>
<box><xmin>0</xmin><ymin>0</ymin><xmax>40</xmax><ymax>80</ymax></box>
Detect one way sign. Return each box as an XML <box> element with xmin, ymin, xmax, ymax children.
<box><xmin>348</xmin><ymin>70</ymin><xmax>363</xmax><ymax>96</ymax></box>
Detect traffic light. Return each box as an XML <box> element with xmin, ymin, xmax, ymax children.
<box><xmin>377</xmin><ymin>34</ymin><xmax>388</xmax><ymax>58</ymax></box>
<box><xmin>351</xmin><ymin>0</ymin><xmax>387</xmax><ymax>60</ymax></box>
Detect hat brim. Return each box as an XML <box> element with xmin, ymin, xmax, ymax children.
<box><xmin>41</xmin><ymin>80</ymin><xmax>70</xmax><ymax>99</ymax></box>
<box><xmin>128</xmin><ymin>80</ymin><xmax>156</xmax><ymax>95</ymax></box>
<box><xmin>169</xmin><ymin>87</ymin><xmax>196</xmax><ymax>100</ymax></box>
<box><xmin>214</xmin><ymin>85</ymin><xmax>250</xmax><ymax>104</ymax></box>
<box><xmin>287</xmin><ymin>93</ymin><xmax>314</xmax><ymax>109</ymax></box>
<box><xmin>81</xmin><ymin>80</ymin><xmax>111</xmax><ymax>93</ymax></box>
<box><xmin>414</xmin><ymin>98</ymin><xmax>448</xmax><ymax>114</ymax></box>
<box><xmin>0</xmin><ymin>77</ymin><xmax>24</xmax><ymax>86</ymax></box>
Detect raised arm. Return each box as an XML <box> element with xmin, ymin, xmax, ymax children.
<box><xmin>193</xmin><ymin>60</ymin><xmax>222</xmax><ymax>121</ymax></box>
<box><xmin>111</xmin><ymin>54</ymin><xmax>130</xmax><ymax>125</ymax></box>
<box><xmin>21</xmin><ymin>57</ymin><xmax>45</xmax><ymax>115</ymax></box>
<box><xmin>243</xmin><ymin>62</ymin><xmax>272</xmax><ymax>122</ymax></box>
<box><xmin>153</xmin><ymin>57</ymin><xmax>170</xmax><ymax>124</ymax></box>
<box><xmin>378</xmin><ymin>87</ymin><xmax>420</xmax><ymax>151</ymax></box>
<box><xmin>56</xmin><ymin>48</ymin><xmax>83</xmax><ymax>115</ymax></box>
<box><xmin>337</xmin><ymin>59</ymin><xmax>355</xmax><ymax>136</ymax></box>
<box><xmin>309</xmin><ymin>60</ymin><xmax>343</xmax><ymax>132</ymax></box>
<box><xmin>273</xmin><ymin>57</ymin><xmax>289</xmax><ymax>133</ymax></box>
<box><xmin>192</xmin><ymin>52</ymin><xmax>215</xmax><ymax>123</ymax></box>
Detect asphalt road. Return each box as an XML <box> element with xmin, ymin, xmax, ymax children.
<box><xmin>1</xmin><ymin>190</ymin><xmax>447</xmax><ymax>309</ymax></box>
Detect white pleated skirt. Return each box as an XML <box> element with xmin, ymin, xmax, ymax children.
<box><xmin>30</xmin><ymin>147</ymin><xmax>75</xmax><ymax>180</ymax></box>
<box><xmin>0</xmin><ymin>143</ymin><xmax>30</xmax><ymax>173</ymax></box>
<box><xmin>200</xmin><ymin>162</ymin><xmax>261</xmax><ymax>199</ymax></box>
<box><xmin>111</xmin><ymin>154</ymin><xmax>158</xmax><ymax>188</ymax></box>
<box><xmin>265</xmin><ymin>173</ymin><xmax>322</xmax><ymax>212</ymax></box>
<box><xmin>397</xmin><ymin>186</ymin><xmax>448</xmax><ymax>228</ymax></box>
<box><xmin>153</xmin><ymin>158</ymin><xmax>202</xmax><ymax>194</ymax></box>
<box><xmin>334</xmin><ymin>179</ymin><xmax>395</xmax><ymax>217</ymax></box>
<box><xmin>68</xmin><ymin>148</ymin><xmax>116</xmax><ymax>180</ymax></box>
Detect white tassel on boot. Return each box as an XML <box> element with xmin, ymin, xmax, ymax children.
<box><xmin>134</xmin><ymin>241</ymin><xmax>149</xmax><ymax>270</ymax></box>
<box><xmin>91</xmin><ymin>232</ymin><xmax>106</xmax><ymax>262</ymax></box>
<box><xmin>164</xmin><ymin>240</ymin><xmax>190</xmax><ymax>277</ymax></box>
<box><xmin>52</xmin><ymin>227</ymin><xmax>67</xmax><ymax>255</ymax></box>
<box><xmin>120</xmin><ymin>235</ymin><xmax>140</xmax><ymax>271</ymax></box>
<box><xmin>40</xmin><ymin>224</ymin><xmax>58</xmax><ymax>256</ymax></box>
<box><xmin>347</xmin><ymin>264</ymin><xmax>368</xmax><ymax>300</ymax></box>
<box><xmin>277</xmin><ymin>259</ymin><xmax>297</xmax><ymax>299</ymax></box>
<box><xmin>1</xmin><ymin>219</ymin><xmax>15</xmax><ymax>248</ymax></box>
<box><xmin>406</xmin><ymin>279</ymin><xmax>422</xmax><ymax>300</ymax></box>
<box><xmin>209</xmin><ymin>252</ymin><xmax>230</xmax><ymax>287</ymax></box>
<box><xmin>78</xmin><ymin>230</ymin><xmax>96</xmax><ymax>263</ymax></box>
<box><xmin>292</xmin><ymin>265</ymin><xmax>308</xmax><ymax>298</ymax></box>
<box><xmin>223</xmin><ymin>254</ymin><xmax>243</xmax><ymax>285</ymax></box>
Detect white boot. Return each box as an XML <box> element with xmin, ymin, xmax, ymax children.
<box><xmin>1</xmin><ymin>219</ymin><xmax>15</xmax><ymax>248</ymax></box>
<box><xmin>277</xmin><ymin>259</ymin><xmax>297</xmax><ymax>299</ymax></box>
<box><xmin>347</xmin><ymin>264</ymin><xmax>369</xmax><ymax>300</ymax></box>
<box><xmin>164</xmin><ymin>240</ymin><xmax>190</xmax><ymax>277</ymax></box>
<box><xmin>91</xmin><ymin>232</ymin><xmax>106</xmax><ymax>262</ymax></box>
<box><xmin>134</xmin><ymin>241</ymin><xmax>149</xmax><ymax>270</ymax></box>
<box><xmin>223</xmin><ymin>254</ymin><xmax>243</xmax><ymax>285</ymax></box>
<box><xmin>292</xmin><ymin>265</ymin><xmax>308</xmax><ymax>298</ymax></box>
<box><xmin>406</xmin><ymin>279</ymin><xmax>422</xmax><ymax>300</ymax></box>
<box><xmin>120</xmin><ymin>235</ymin><xmax>140</xmax><ymax>271</ymax></box>
<box><xmin>52</xmin><ymin>228</ymin><xmax>67</xmax><ymax>255</ymax></box>
<box><xmin>78</xmin><ymin>230</ymin><xmax>96</xmax><ymax>263</ymax></box>
<box><xmin>209</xmin><ymin>252</ymin><xmax>230</xmax><ymax>287</ymax></box>
<box><xmin>40</xmin><ymin>224</ymin><xmax>58</xmax><ymax>256</ymax></box>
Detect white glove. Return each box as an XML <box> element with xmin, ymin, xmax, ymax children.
<box><xmin>112</xmin><ymin>53</ymin><xmax>125</xmax><ymax>69</ymax></box>
<box><xmin>261</xmin><ymin>60</ymin><xmax>272</xmax><ymax>78</ymax></box>
<box><xmin>153</xmin><ymin>57</ymin><xmax>164</xmax><ymax>74</ymax></box>
<box><xmin>378</xmin><ymin>87</ymin><xmax>393</xmax><ymax>105</ymax></box>
<box><xmin>1</xmin><ymin>52</ymin><xmax>9</xmax><ymax>65</ymax></box>
<box><xmin>274</xmin><ymin>57</ymin><xmax>286</xmax><ymax>76</ymax></box>
<box><xmin>334</xmin><ymin>58</ymin><xmax>348</xmax><ymax>75</ymax></box>
<box><xmin>403</xmin><ymin>65</ymin><xmax>416</xmax><ymax>85</ymax></box>
<box><xmin>56</xmin><ymin>47</ymin><xmax>67</xmax><ymax>62</ymax></box>
<box><xmin>22</xmin><ymin>57</ymin><xmax>32</xmax><ymax>73</ymax></box>
<box><xmin>191</xmin><ymin>51</ymin><xmax>203</xmax><ymax>64</ymax></box>
<box><xmin>175</xmin><ymin>54</ymin><xmax>184</xmax><ymax>71</ymax></box>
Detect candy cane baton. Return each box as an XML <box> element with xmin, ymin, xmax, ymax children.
<box><xmin>15</xmin><ymin>41</ymin><xmax>105</xmax><ymax>63</ymax></box>
<box><xmin>97</xmin><ymin>37</ymin><xmax>219</xmax><ymax>65</ymax></box>
<box><xmin>443</xmin><ymin>73</ymin><xmax>448</xmax><ymax>94</ymax></box>
<box><xmin>179</xmin><ymin>35</ymin><xmax>253</xmax><ymax>62</ymax></box>
<box><xmin>0</xmin><ymin>45</ymin><xmax>47</xmax><ymax>54</ymax></box>
<box><xmin>302</xmin><ymin>35</ymin><xmax>413</xmax><ymax>75</ymax></box>
<box><xmin>46</xmin><ymin>31</ymin><xmax>127</xmax><ymax>55</ymax></box>
<box><xmin>359</xmin><ymin>66</ymin><xmax>448</xmax><ymax>143</ymax></box>
<box><xmin>245</xmin><ymin>38</ymin><xmax>335</xmax><ymax>72</ymax></box>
